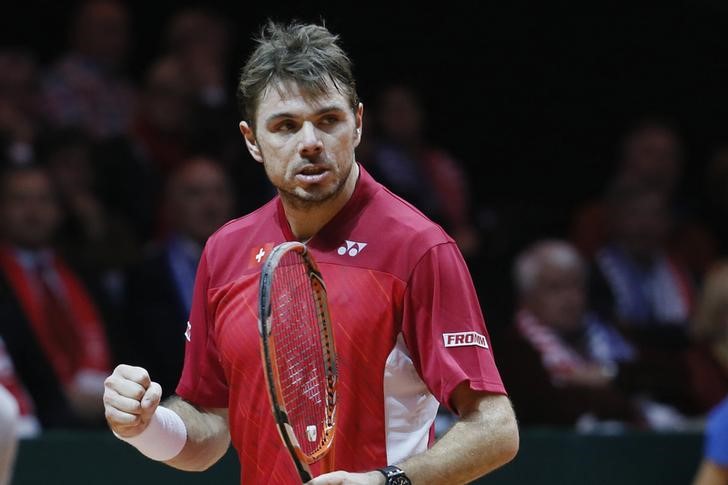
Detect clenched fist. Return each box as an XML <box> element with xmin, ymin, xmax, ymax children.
<box><xmin>103</xmin><ymin>364</ymin><xmax>162</xmax><ymax>438</ymax></box>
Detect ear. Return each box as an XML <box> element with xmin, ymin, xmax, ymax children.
<box><xmin>239</xmin><ymin>121</ymin><xmax>263</xmax><ymax>163</ymax></box>
<box><xmin>353</xmin><ymin>103</ymin><xmax>364</xmax><ymax>148</ymax></box>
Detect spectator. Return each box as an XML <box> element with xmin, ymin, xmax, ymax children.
<box><xmin>163</xmin><ymin>7</ymin><xmax>232</xmax><ymax>110</ymax></box>
<box><xmin>0</xmin><ymin>50</ymin><xmax>44</xmax><ymax>165</ymax></box>
<box><xmin>571</xmin><ymin>118</ymin><xmax>683</xmax><ymax>259</ymax></box>
<box><xmin>571</xmin><ymin>117</ymin><xmax>715</xmax><ymax>278</ymax></box>
<box><xmin>587</xmin><ymin>180</ymin><xmax>703</xmax><ymax>417</ymax></box>
<box><xmin>685</xmin><ymin>262</ymin><xmax>728</xmax><ymax>414</ymax></box>
<box><xmin>162</xmin><ymin>8</ymin><xmax>271</xmax><ymax>213</ymax></box>
<box><xmin>130</xmin><ymin>56</ymin><xmax>198</xmax><ymax>176</ymax></box>
<box><xmin>590</xmin><ymin>179</ymin><xmax>695</xmax><ymax>333</ymax></box>
<box><xmin>42</xmin><ymin>0</ymin><xmax>135</xmax><ymax>139</ymax></box>
<box><xmin>123</xmin><ymin>157</ymin><xmax>235</xmax><ymax>396</ymax></box>
<box><xmin>693</xmin><ymin>397</ymin><xmax>728</xmax><ymax>485</ymax></box>
<box><xmin>498</xmin><ymin>240</ymin><xmax>644</xmax><ymax>428</ymax></box>
<box><xmin>38</xmin><ymin>128</ymin><xmax>140</xmax><ymax>303</ymax></box>
<box><xmin>0</xmin><ymin>384</ymin><xmax>18</xmax><ymax>485</ymax></box>
<box><xmin>366</xmin><ymin>83</ymin><xmax>480</xmax><ymax>257</ymax></box>
<box><xmin>0</xmin><ymin>164</ymin><xmax>111</xmax><ymax>428</ymax></box>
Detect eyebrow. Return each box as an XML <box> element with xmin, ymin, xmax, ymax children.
<box><xmin>265</xmin><ymin>105</ymin><xmax>348</xmax><ymax>124</ymax></box>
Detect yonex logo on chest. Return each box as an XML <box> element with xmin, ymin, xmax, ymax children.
<box><xmin>337</xmin><ymin>240</ymin><xmax>367</xmax><ymax>257</ymax></box>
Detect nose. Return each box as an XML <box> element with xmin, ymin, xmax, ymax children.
<box><xmin>298</xmin><ymin>121</ymin><xmax>323</xmax><ymax>158</ymax></box>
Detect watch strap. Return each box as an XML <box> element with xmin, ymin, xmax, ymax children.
<box><xmin>377</xmin><ymin>465</ymin><xmax>411</xmax><ymax>484</ymax></box>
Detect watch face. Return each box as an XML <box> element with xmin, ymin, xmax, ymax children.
<box><xmin>391</xmin><ymin>477</ymin><xmax>411</xmax><ymax>485</ymax></box>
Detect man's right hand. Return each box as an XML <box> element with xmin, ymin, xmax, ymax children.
<box><xmin>103</xmin><ymin>364</ymin><xmax>162</xmax><ymax>438</ymax></box>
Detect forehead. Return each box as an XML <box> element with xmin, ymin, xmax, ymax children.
<box><xmin>256</xmin><ymin>79</ymin><xmax>351</xmax><ymax>121</ymax></box>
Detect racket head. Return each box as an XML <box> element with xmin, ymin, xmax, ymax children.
<box><xmin>258</xmin><ymin>241</ymin><xmax>338</xmax><ymax>481</ymax></box>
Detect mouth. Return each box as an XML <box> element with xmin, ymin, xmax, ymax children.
<box><xmin>295</xmin><ymin>164</ymin><xmax>330</xmax><ymax>184</ymax></box>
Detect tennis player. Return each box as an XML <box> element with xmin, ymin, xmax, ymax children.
<box><xmin>103</xmin><ymin>21</ymin><xmax>519</xmax><ymax>485</ymax></box>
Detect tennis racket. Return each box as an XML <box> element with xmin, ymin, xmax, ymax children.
<box><xmin>258</xmin><ymin>241</ymin><xmax>338</xmax><ymax>483</ymax></box>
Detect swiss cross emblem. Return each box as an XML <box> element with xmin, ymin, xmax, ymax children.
<box><xmin>249</xmin><ymin>243</ymin><xmax>275</xmax><ymax>267</ymax></box>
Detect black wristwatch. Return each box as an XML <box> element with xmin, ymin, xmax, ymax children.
<box><xmin>377</xmin><ymin>465</ymin><xmax>412</xmax><ymax>485</ymax></box>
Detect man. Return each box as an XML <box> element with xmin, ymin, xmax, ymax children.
<box><xmin>591</xmin><ymin>180</ymin><xmax>694</xmax><ymax>332</ymax></box>
<box><xmin>104</xmin><ymin>21</ymin><xmax>518</xmax><ymax>485</ymax></box>
<box><xmin>498</xmin><ymin>240</ymin><xmax>643</xmax><ymax>428</ymax></box>
<box><xmin>42</xmin><ymin>0</ymin><xmax>134</xmax><ymax>139</ymax></box>
<box><xmin>124</xmin><ymin>157</ymin><xmax>235</xmax><ymax>397</ymax></box>
<box><xmin>0</xmin><ymin>164</ymin><xmax>111</xmax><ymax>427</ymax></box>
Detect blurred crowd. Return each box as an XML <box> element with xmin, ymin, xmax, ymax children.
<box><xmin>2</xmin><ymin>3</ymin><xmax>728</xmax><ymax>481</ymax></box>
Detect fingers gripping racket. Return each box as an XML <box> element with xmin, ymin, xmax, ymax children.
<box><xmin>258</xmin><ymin>242</ymin><xmax>338</xmax><ymax>483</ymax></box>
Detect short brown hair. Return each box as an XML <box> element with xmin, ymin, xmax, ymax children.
<box><xmin>237</xmin><ymin>21</ymin><xmax>359</xmax><ymax>125</ymax></box>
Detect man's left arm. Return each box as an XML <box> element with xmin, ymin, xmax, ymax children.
<box><xmin>309</xmin><ymin>384</ymin><xmax>519</xmax><ymax>485</ymax></box>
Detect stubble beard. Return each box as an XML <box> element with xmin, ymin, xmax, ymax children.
<box><xmin>277</xmin><ymin>161</ymin><xmax>353</xmax><ymax>211</ymax></box>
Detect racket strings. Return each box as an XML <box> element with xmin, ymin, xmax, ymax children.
<box><xmin>313</xmin><ymin>285</ymin><xmax>337</xmax><ymax>416</ymax></box>
<box><xmin>271</xmin><ymin>253</ymin><xmax>328</xmax><ymax>455</ymax></box>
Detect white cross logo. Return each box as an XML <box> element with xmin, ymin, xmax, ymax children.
<box><xmin>255</xmin><ymin>247</ymin><xmax>266</xmax><ymax>263</ymax></box>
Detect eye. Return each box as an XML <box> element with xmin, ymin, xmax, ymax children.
<box><xmin>318</xmin><ymin>115</ymin><xmax>340</xmax><ymax>127</ymax></box>
<box><xmin>275</xmin><ymin>120</ymin><xmax>298</xmax><ymax>132</ymax></box>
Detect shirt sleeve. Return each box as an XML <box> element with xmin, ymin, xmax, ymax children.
<box><xmin>401</xmin><ymin>242</ymin><xmax>506</xmax><ymax>414</ymax></box>
<box><xmin>175</xmin><ymin>248</ymin><xmax>229</xmax><ymax>408</ymax></box>
<box><xmin>706</xmin><ymin>397</ymin><xmax>728</xmax><ymax>466</ymax></box>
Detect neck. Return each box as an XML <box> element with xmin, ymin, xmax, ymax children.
<box><xmin>281</xmin><ymin>163</ymin><xmax>360</xmax><ymax>241</ymax></box>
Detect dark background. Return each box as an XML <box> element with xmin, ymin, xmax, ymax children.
<box><xmin>3</xmin><ymin>1</ymin><xmax>727</xmax><ymax>211</ymax></box>
<box><xmin>2</xmin><ymin>0</ymin><xmax>727</xmax><ymax>323</ymax></box>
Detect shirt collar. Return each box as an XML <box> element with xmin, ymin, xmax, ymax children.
<box><xmin>275</xmin><ymin>162</ymin><xmax>381</xmax><ymax>247</ymax></box>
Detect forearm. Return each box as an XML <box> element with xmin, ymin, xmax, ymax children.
<box><xmin>398</xmin><ymin>394</ymin><xmax>519</xmax><ymax>485</ymax></box>
<box><xmin>163</xmin><ymin>396</ymin><xmax>230</xmax><ymax>472</ymax></box>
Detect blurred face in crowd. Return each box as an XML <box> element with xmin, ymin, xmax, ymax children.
<box><xmin>376</xmin><ymin>85</ymin><xmax>423</xmax><ymax>145</ymax></box>
<box><xmin>525</xmin><ymin>260</ymin><xmax>587</xmax><ymax>334</ymax></box>
<box><xmin>74</xmin><ymin>0</ymin><xmax>129</xmax><ymax>69</ymax></box>
<box><xmin>142</xmin><ymin>57</ymin><xmax>194</xmax><ymax>134</ymax></box>
<box><xmin>166</xmin><ymin>9</ymin><xmax>229</xmax><ymax>77</ymax></box>
<box><xmin>612</xmin><ymin>190</ymin><xmax>671</xmax><ymax>262</ymax></box>
<box><xmin>0</xmin><ymin>169</ymin><xmax>62</xmax><ymax>250</ymax></box>
<box><xmin>165</xmin><ymin>158</ymin><xmax>234</xmax><ymax>244</ymax></box>
<box><xmin>620</xmin><ymin>124</ymin><xmax>682</xmax><ymax>195</ymax></box>
<box><xmin>240</xmin><ymin>80</ymin><xmax>363</xmax><ymax>210</ymax></box>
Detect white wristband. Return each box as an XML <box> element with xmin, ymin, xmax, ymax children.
<box><xmin>115</xmin><ymin>406</ymin><xmax>188</xmax><ymax>461</ymax></box>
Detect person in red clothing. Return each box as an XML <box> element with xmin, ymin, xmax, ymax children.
<box><xmin>103</xmin><ymin>21</ymin><xmax>518</xmax><ymax>485</ymax></box>
<box><xmin>0</xmin><ymin>164</ymin><xmax>111</xmax><ymax>428</ymax></box>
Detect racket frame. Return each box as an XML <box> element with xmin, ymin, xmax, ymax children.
<box><xmin>258</xmin><ymin>241</ymin><xmax>338</xmax><ymax>483</ymax></box>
